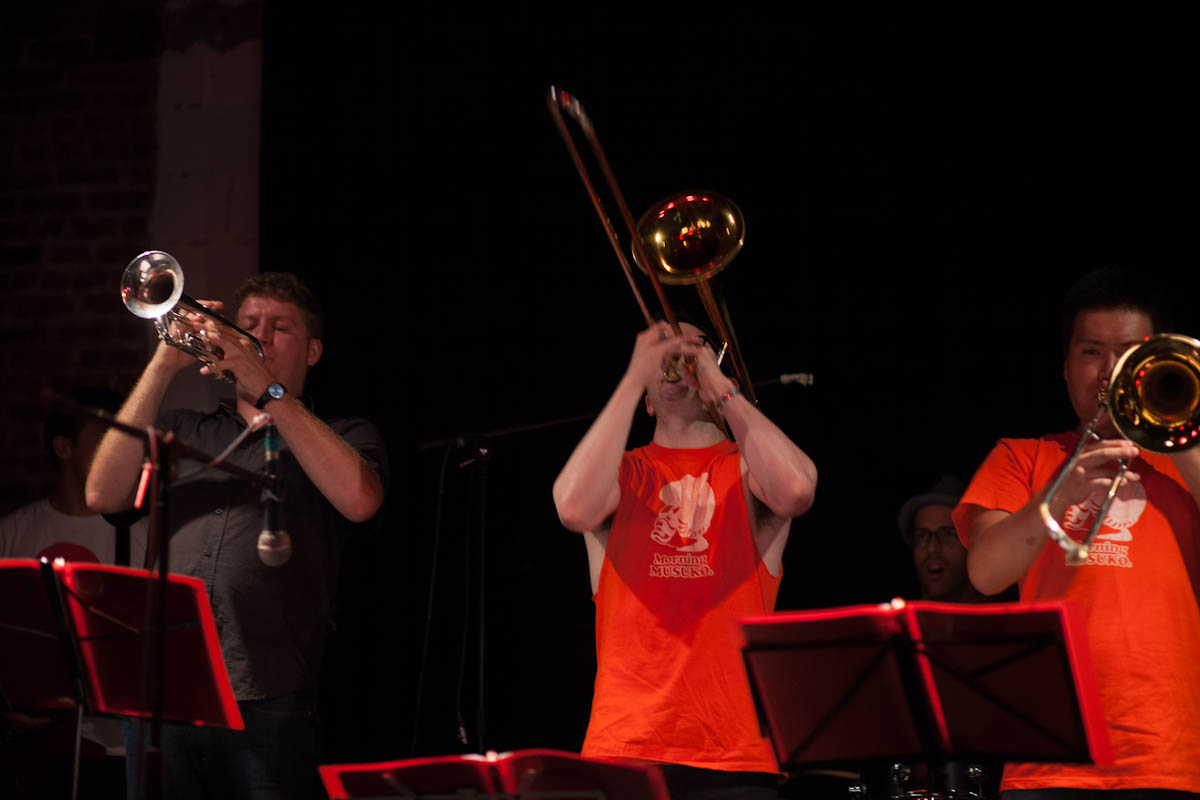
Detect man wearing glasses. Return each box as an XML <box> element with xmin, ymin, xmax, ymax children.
<box><xmin>898</xmin><ymin>475</ymin><xmax>982</xmax><ymax>603</ymax></box>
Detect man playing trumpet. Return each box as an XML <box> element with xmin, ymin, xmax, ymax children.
<box><xmin>87</xmin><ymin>272</ymin><xmax>387</xmax><ymax>800</ymax></box>
<box><xmin>954</xmin><ymin>268</ymin><xmax>1200</xmax><ymax>798</ymax></box>
<box><xmin>553</xmin><ymin>319</ymin><xmax>817</xmax><ymax>800</ymax></box>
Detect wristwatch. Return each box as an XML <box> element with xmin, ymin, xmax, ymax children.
<box><xmin>255</xmin><ymin>382</ymin><xmax>286</xmax><ymax>410</ymax></box>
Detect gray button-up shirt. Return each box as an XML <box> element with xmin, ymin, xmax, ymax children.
<box><xmin>154</xmin><ymin>402</ymin><xmax>387</xmax><ymax>701</ymax></box>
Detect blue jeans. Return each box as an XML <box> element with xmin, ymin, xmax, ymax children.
<box><xmin>123</xmin><ymin>692</ymin><xmax>322</xmax><ymax>800</ymax></box>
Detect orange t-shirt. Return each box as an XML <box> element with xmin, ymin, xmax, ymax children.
<box><xmin>953</xmin><ymin>433</ymin><xmax>1200</xmax><ymax>792</ymax></box>
<box><xmin>580</xmin><ymin>441</ymin><xmax>781</xmax><ymax>773</ymax></box>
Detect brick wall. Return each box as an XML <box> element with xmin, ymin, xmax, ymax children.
<box><xmin>0</xmin><ymin>1</ymin><xmax>262</xmax><ymax>515</ymax></box>
<box><xmin>0</xmin><ymin>4</ymin><xmax>163</xmax><ymax>511</ymax></box>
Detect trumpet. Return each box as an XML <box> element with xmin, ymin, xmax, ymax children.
<box><xmin>121</xmin><ymin>250</ymin><xmax>263</xmax><ymax>380</ymax></box>
<box><xmin>1039</xmin><ymin>332</ymin><xmax>1200</xmax><ymax>564</ymax></box>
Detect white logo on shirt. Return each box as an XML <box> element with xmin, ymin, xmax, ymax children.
<box><xmin>650</xmin><ymin>472</ymin><xmax>715</xmax><ymax>553</ymax></box>
<box><xmin>1063</xmin><ymin>478</ymin><xmax>1146</xmax><ymax>541</ymax></box>
<box><xmin>1062</xmin><ymin>478</ymin><xmax>1143</xmax><ymax>567</ymax></box>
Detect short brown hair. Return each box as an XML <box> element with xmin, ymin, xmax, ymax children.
<box><xmin>235</xmin><ymin>272</ymin><xmax>324</xmax><ymax>340</ymax></box>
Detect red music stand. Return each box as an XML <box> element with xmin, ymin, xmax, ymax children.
<box><xmin>0</xmin><ymin>558</ymin><xmax>242</xmax><ymax>729</ymax></box>
<box><xmin>320</xmin><ymin>748</ymin><xmax>670</xmax><ymax>799</ymax></box>
<box><xmin>739</xmin><ymin>599</ymin><xmax>1111</xmax><ymax>770</ymax></box>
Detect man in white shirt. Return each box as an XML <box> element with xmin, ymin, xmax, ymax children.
<box><xmin>1</xmin><ymin>386</ymin><xmax>145</xmax><ymax>565</ymax></box>
<box><xmin>0</xmin><ymin>386</ymin><xmax>143</xmax><ymax>800</ymax></box>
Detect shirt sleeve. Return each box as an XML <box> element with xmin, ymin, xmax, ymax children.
<box><xmin>329</xmin><ymin>417</ymin><xmax>389</xmax><ymax>530</ymax></box>
<box><xmin>331</xmin><ymin>417</ymin><xmax>388</xmax><ymax>486</ymax></box>
<box><xmin>952</xmin><ymin>438</ymin><xmax>1038</xmax><ymax>546</ymax></box>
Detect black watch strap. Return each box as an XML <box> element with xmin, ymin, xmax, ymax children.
<box><xmin>255</xmin><ymin>382</ymin><xmax>286</xmax><ymax>410</ymax></box>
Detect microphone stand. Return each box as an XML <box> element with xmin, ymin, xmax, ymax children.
<box><xmin>418</xmin><ymin>411</ymin><xmax>597</xmax><ymax>753</ymax></box>
<box><xmin>41</xmin><ymin>390</ymin><xmax>270</xmax><ymax>800</ymax></box>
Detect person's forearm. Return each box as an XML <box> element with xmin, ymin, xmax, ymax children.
<box><xmin>720</xmin><ymin>392</ymin><xmax>817</xmax><ymax>519</ymax></box>
<box><xmin>85</xmin><ymin>355</ymin><xmax>179</xmax><ymax>513</ymax></box>
<box><xmin>966</xmin><ymin>496</ymin><xmax>1066</xmax><ymax>595</ymax></box>
<box><xmin>967</xmin><ymin>436</ymin><xmax>1145</xmax><ymax>594</ymax></box>
<box><xmin>267</xmin><ymin>396</ymin><xmax>384</xmax><ymax>523</ymax></box>
<box><xmin>552</xmin><ymin>372</ymin><xmax>643</xmax><ymax>532</ymax></box>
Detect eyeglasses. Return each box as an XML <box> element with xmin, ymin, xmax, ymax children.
<box><xmin>913</xmin><ymin>526</ymin><xmax>960</xmax><ymax>549</ymax></box>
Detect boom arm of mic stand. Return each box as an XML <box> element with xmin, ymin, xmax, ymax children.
<box><xmin>41</xmin><ymin>389</ymin><xmax>270</xmax><ymax>490</ymax></box>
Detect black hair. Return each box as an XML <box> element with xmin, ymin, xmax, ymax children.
<box><xmin>1061</xmin><ymin>267</ymin><xmax>1172</xmax><ymax>354</ymax></box>
<box><xmin>44</xmin><ymin>386</ymin><xmax>124</xmax><ymax>464</ymax></box>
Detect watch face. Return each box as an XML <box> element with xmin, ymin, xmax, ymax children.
<box><xmin>258</xmin><ymin>383</ymin><xmax>285</xmax><ymax>409</ymax></box>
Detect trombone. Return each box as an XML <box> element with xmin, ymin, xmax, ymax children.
<box><xmin>122</xmin><ymin>250</ymin><xmax>263</xmax><ymax>381</ymax></box>
<box><xmin>546</xmin><ymin>87</ymin><xmax>756</xmax><ymax>435</ymax></box>
<box><xmin>1039</xmin><ymin>333</ymin><xmax>1200</xmax><ymax>565</ymax></box>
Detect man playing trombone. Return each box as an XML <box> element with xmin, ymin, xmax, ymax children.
<box><xmin>954</xmin><ymin>268</ymin><xmax>1200</xmax><ymax>798</ymax></box>
<box><xmin>553</xmin><ymin>319</ymin><xmax>817</xmax><ymax>800</ymax></box>
<box><xmin>86</xmin><ymin>272</ymin><xmax>387</xmax><ymax>800</ymax></box>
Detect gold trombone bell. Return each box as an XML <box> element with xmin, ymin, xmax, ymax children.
<box><xmin>632</xmin><ymin>192</ymin><xmax>744</xmax><ymax>286</ymax></box>
<box><xmin>631</xmin><ymin>191</ymin><xmax>756</xmax><ymax>406</ymax></box>
<box><xmin>1108</xmin><ymin>333</ymin><xmax>1200</xmax><ymax>448</ymax></box>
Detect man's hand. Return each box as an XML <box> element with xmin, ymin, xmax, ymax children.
<box><xmin>626</xmin><ymin>321</ymin><xmax>733</xmax><ymax>398</ymax></box>
<box><xmin>190</xmin><ymin>303</ymin><xmax>275</xmax><ymax>405</ymax></box>
<box><xmin>626</xmin><ymin>321</ymin><xmax>694</xmax><ymax>388</ymax></box>
<box><xmin>1048</xmin><ymin>437</ymin><xmax>1140</xmax><ymax>517</ymax></box>
<box><xmin>686</xmin><ymin>338</ymin><xmax>735</xmax><ymax>405</ymax></box>
<box><xmin>148</xmin><ymin>298</ymin><xmax>229</xmax><ymax>375</ymax></box>
<box><xmin>968</xmin><ymin>437</ymin><xmax>1140</xmax><ymax>595</ymax></box>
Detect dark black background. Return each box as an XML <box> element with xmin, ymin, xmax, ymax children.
<box><xmin>256</xmin><ymin>3</ymin><xmax>1199</xmax><ymax>763</ymax></box>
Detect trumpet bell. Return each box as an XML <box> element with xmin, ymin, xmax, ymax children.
<box><xmin>119</xmin><ymin>249</ymin><xmax>263</xmax><ymax>378</ymax></box>
<box><xmin>632</xmin><ymin>191</ymin><xmax>744</xmax><ymax>286</ymax></box>
<box><xmin>1109</xmin><ymin>333</ymin><xmax>1200</xmax><ymax>451</ymax></box>
<box><xmin>122</xmin><ymin>250</ymin><xmax>184</xmax><ymax>319</ymax></box>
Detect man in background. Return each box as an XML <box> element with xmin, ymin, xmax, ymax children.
<box><xmin>897</xmin><ymin>475</ymin><xmax>982</xmax><ymax>603</ymax></box>
<box><xmin>1</xmin><ymin>386</ymin><xmax>144</xmax><ymax>565</ymax></box>
<box><xmin>0</xmin><ymin>385</ymin><xmax>141</xmax><ymax>800</ymax></box>
<box><xmin>888</xmin><ymin>475</ymin><xmax>1009</xmax><ymax>800</ymax></box>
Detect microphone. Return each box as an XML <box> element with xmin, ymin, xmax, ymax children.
<box><xmin>257</xmin><ymin>420</ymin><xmax>291</xmax><ymax>566</ymax></box>
<box><xmin>778</xmin><ymin>372</ymin><xmax>814</xmax><ymax>386</ymax></box>
<box><xmin>750</xmin><ymin>371</ymin><xmax>816</xmax><ymax>391</ymax></box>
<box><xmin>456</xmin><ymin>436</ymin><xmax>491</xmax><ymax>469</ymax></box>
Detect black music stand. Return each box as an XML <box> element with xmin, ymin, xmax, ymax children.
<box><xmin>0</xmin><ymin>559</ymin><xmax>243</xmax><ymax>798</ymax></box>
<box><xmin>320</xmin><ymin>748</ymin><xmax>670</xmax><ymax>800</ymax></box>
<box><xmin>739</xmin><ymin>599</ymin><xmax>1112</xmax><ymax>771</ymax></box>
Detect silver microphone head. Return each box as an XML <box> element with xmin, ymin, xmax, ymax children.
<box><xmin>257</xmin><ymin>529</ymin><xmax>292</xmax><ymax>567</ymax></box>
